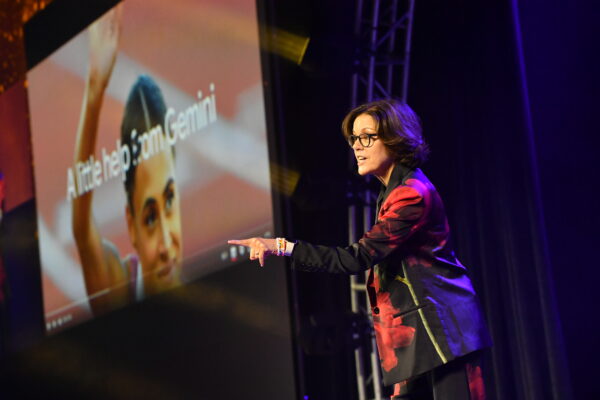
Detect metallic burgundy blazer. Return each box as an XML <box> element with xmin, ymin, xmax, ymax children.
<box><xmin>290</xmin><ymin>163</ymin><xmax>492</xmax><ymax>384</ymax></box>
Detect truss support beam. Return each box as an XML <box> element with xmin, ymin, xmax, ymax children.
<box><xmin>348</xmin><ymin>1</ymin><xmax>416</xmax><ymax>399</ymax></box>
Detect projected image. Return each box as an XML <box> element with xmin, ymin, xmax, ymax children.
<box><xmin>27</xmin><ymin>0</ymin><xmax>272</xmax><ymax>333</ymax></box>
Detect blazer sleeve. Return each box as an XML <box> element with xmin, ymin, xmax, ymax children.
<box><xmin>290</xmin><ymin>185</ymin><xmax>425</xmax><ymax>274</ymax></box>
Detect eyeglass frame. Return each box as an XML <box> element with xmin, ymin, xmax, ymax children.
<box><xmin>347</xmin><ymin>133</ymin><xmax>379</xmax><ymax>148</ymax></box>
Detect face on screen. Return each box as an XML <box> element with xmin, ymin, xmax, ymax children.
<box><xmin>126</xmin><ymin>148</ymin><xmax>182</xmax><ymax>294</ymax></box>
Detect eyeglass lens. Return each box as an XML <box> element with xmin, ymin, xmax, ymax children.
<box><xmin>348</xmin><ymin>134</ymin><xmax>374</xmax><ymax>147</ymax></box>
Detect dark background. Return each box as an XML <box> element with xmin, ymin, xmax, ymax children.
<box><xmin>1</xmin><ymin>0</ymin><xmax>598</xmax><ymax>399</ymax></box>
<box><xmin>267</xmin><ymin>0</ymin><xmax>599</xmax><ymax>399</ymax></box>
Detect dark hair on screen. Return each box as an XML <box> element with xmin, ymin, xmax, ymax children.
<box><xmin>120</xmin><ymin>74</ymin><xmax>173</xmax><ymax>214</ymax></box>
<box><xmin>341</xmin><ymin>99</ymin><xmax>429</xmax><ymax>169</ymax></box>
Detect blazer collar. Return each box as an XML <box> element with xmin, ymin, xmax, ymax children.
<box><xmin>376</xmin><ymin>163</ymin><xmax>412</xmax><ymax>216</ymax></box>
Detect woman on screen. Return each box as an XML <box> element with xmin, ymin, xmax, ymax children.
<box><xmin>72</xmin><ymin>7</ymin><xmax>182</xmax><ymax>315</ymax></box>
<box><xmin>230</xmin><ymin>100</ymin><xmax>491</xmax><ymax>399</ymax></box>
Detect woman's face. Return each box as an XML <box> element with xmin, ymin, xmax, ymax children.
<box><xmin>352</xmin><ymin>113</ymin><xmax>394</xmax><ymax>183</ymax></box>
<box><xmin>126</xmin><ymin>148</ymin><xmax>182</xmax><ymax>295</ymax></box>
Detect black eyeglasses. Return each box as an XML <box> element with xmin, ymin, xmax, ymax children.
<box><xmin>347</xmin><ymin>133</ymin><xmax>378</xmax><ymax>148</ymax></box>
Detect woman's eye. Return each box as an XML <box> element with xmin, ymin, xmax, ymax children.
<box><xmin>144</xmin><ymin>210</ymin><xmax>157</xmax><ymax>228</ymax></box>
<box><xmin>165</xmin><ymin>190</ymin><xmax>174</xmax><ymax>211</ymax></box>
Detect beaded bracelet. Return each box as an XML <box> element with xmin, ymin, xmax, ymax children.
<box><xmin>275</xmin><ymin>237</ymin><xmax>287</xmax><ymax>256</ymax></box>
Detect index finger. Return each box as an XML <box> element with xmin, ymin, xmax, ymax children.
<box><xmin>228</xmin><ymin>239</ymin><xmax>251</xmax><ymax>247</ymax></box>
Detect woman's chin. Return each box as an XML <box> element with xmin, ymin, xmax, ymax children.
<box><xmin>357</xmin><ymin>166</ymin><xmax>370</xmax><ymax>176</ymax></box>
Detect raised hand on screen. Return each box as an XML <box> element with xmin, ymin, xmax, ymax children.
<box><xmin>88</xmin><ymin>4</ymin><xmax>122</xmax><ymax>91</ymax></box>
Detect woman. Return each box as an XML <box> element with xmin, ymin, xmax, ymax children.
<box><xmin>229</xmin><ymin>99</ymin><xmax>491</xmax><ymax>399</ymax></box>
<box><xmin>72</xmin><ymin>7</ymin><xmax>183</xmax><ymax>316</ymax></box>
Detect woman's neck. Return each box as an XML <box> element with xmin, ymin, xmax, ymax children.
<box><xmin>375</xmin><ymin>163</ymin><xmax>395</xmax><ymax>187</ymax></box>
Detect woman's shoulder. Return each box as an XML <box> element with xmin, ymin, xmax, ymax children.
<box><xmin>380</xmin><ymin>184</ymin><xmax>423</xmax><ymax>217</ymax></box>
<box><xmin>402</xmin><ymin>168</ymin><xmax>437</xmax><ymax>198</ymax></box>
<box><xmin>380</xmin><ymin>168</ymin><xmax>435</xmax><ymax>212</ymax></box>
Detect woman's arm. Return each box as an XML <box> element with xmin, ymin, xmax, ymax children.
<box><xmin>71</xmin><ymin>6</ymin><xmax>127</xmax><ymax>315</ymax></box>
<box><xmin>230</xmin><ymin>185</ymin><xmax>425</xmax><ymax>274</ymax></box>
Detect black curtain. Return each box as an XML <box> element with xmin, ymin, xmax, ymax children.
<box><xmin>514</xmin><ymin>1</ymin><xmax>600</xmax><ymax>399</ymax></box>
<box><xmin>408</xmin><ymin>0</ymin><xmax>591</xmax><ymax>399</ymax></box>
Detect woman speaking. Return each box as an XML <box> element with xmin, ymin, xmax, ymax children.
<box><xmin>230</xmin><ymin>99</ymin><xmax>491</xmax><ymax>400</ymax></box>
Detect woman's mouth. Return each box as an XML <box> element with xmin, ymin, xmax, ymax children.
<box><xmin>157</xmin><ymin>262</ymin><xmax>175</xmax><ymax>279</ymax></box>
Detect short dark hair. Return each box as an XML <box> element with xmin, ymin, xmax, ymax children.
<box><xmin>341</xmin><ymin>99</ymin><xmax>429</xmax><ymax>168</ymax></box>
<box><xmin>120</xmin><ymin>75</ymin><xmax>172</xmax><ymax>213</ymax></box>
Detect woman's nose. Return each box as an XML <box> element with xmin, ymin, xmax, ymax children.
<box><xmin>158</xmin><ymin>216</ymin><xmax>173</xmax><ymax>253</ymax></box>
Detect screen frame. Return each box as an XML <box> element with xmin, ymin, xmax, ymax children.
<box><xmin>19</xmin><ymin>0</ymin><xmax>296</xmax><ymax>355</ymax></box>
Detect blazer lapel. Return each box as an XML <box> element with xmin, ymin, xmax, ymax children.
<box><xmin>375</xmin><ymin>163</ymin><xmax>410</xmax><ymax>220</ymax></box>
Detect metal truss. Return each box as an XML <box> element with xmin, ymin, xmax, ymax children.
<box><xmin>348</xmin><ymin>1</ymin><xmax>416</xmax><ymax>399</ymax></box>
<box><xmin>351</xmin><ymin>0</ymin><xmax>415</xmax><ymax>106</ymax></box>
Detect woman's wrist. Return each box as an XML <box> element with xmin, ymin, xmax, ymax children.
<box><xmin>275</xmin><ymin>238</ymin><xmax>295</xmax><ymax>256</ymax></box>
